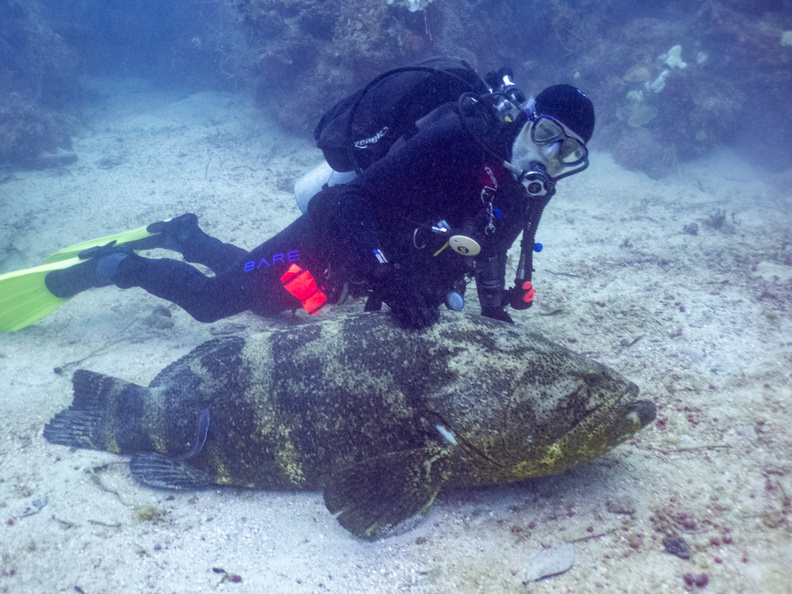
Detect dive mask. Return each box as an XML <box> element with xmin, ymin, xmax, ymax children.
<box><xmin>530</xmin><ymin>115</ymin><xmax>588</xmax><ymax>167</ymax></box>
<box><xmin>508</xmin><ymin>114</ymin><xmax>590</xmax><ymax>197</ymax></box>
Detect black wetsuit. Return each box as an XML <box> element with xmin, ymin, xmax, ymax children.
<box><xmin>113</xmin><ymin>105</ymin><xmax>528</xmax><ymax>324</ymax></box>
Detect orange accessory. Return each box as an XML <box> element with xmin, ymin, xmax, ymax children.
<box><xmin>521</xmin><ymin>280</ymin><xmax>535</xmax><ymax>303</ymax></box>
<box><xmin>280</xmin><ymin>264</ymin><xmax>327</xmax><ymax>315</ymax></box>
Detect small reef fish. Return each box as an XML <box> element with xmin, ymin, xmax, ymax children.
<box><xmin>44</xmin><ymin>313</ymin><xmax>655</xmax><ymax>540</ymax></box>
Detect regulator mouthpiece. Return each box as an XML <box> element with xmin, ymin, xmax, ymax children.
<box><xmin>519</xmin><ymin>162</ymin><xmax>556</xmax><ymax>197</ymax></box>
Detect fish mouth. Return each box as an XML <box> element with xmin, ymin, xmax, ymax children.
<box><xmin>624</xmin><ymin>399</ymin><xmax>657</xmax><ymax>427</ymax></box>
<box><xmin>609</xmin><ymin>396</ymin><xmax>656</xmax><ymax>443</ymax></box>
<box><xmin>614</xmin><ymin>382</ymin><xmax>656</xmax><ymax>428</ymax></box>
<box><xmin>603</xmin><ymin>384</ymin><xmax>656</xmax><ymax>444</ymax></box>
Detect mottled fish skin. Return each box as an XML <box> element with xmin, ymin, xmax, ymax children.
<box><xmin>44</xmin><ymin>313</ymin><xmax>655</xmax><ymax>539</ymax></box>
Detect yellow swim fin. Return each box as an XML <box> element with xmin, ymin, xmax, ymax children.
<box><xmin>1</xmin><ymin>219</ymin><xmax>174</xmax><ymax>331</ymax></box>
<box><xmin>0</xmin><ymin>257</ymin><xmax>82</xmax><ymax>331</ymax></box>
<box><xmin>43</xmin><ymin>223</ymin><xmax>161</xmax><ymax>264</ymax></box>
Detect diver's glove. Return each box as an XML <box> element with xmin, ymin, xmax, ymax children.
<box><xmin>481</xmin><ymin>307</ymin><xmax>514</xmax><ymax>324</ymax></box>
<box><xmin>375</xmin><ymin>265</ymin><xmax>440</xmax><ymax>330</ymax></box>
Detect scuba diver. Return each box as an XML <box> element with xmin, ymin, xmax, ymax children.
<box><xmin>0</xmin><ymin>58</ymin><xmax>594</xmax><ymax>331</ymax></box>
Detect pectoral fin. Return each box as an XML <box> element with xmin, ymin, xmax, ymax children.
<box><xmin>170</xmin><ymin>408</ymin><xmax>210</xmax><ymax>462</ymax></box>
<box><xmin>323</xmin><ymin>445</ymin><xmax>452</xmax><ymax>540</ymax></box>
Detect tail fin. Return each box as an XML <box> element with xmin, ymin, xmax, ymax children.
<box><xmin>44</xmin><ymin>369</ymin><xmax>151</xmax><ymax>453</ymax></box>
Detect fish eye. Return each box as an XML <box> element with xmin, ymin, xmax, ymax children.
<box><xmin>583</xmin><ymin>371</ymin><xmax>602</xmax><ymax>387</ymax></box>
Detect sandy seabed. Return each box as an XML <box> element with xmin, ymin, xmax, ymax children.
<box><xmin>1</xmin><ymin>79</ymin><xmax>790</xmax><ymax>593</ymax></box>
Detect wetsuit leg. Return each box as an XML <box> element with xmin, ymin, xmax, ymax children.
<box><xmin>181</xmin><ymin>233</ymin><xmax>247</xmax><ymax>275</ymax></box>
<box><xmin>113</xmin><ymin>215</ymin><xmax>326</xmax><ymax>323</ymax></box>
<box><xmin>149</xmin><ymin>214</ymin><xmax>248</xmax><ymax>274</ymax></box>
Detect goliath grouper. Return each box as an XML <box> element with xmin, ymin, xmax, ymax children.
<box><xmin>44</xmin><ymin>313</ymin><xmax>655</xmax><ymax>540</ymax></box>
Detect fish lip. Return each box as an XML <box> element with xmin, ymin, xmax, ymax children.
<box><xmin>600</xmin><ymin>390</ymin><xmax>655</xmax><ymax>446</ymax></box>
<box><xmin>611</xmin><ymin>383</ymin><xmax>656</xmax><ymax>429</ymax></box>
<box><xmin>622</xmin><ymin>398</ymin><xmax>657</xmax><ymax>427</ymax></box>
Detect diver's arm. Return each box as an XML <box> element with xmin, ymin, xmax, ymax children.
<box><xmin>307</xmin><ymin>182</ymin><xmax>386</xmax><ymax>278</ymax></box>
<box><xmin>307</xmin><ymin>114</ymin><xmax>462</xmax><ymax>278</ymax></box>
<box><xmin>475</xmin><ymin>252</ymin><xmax>506</xmax><ymax>310</ymax></box>
<box><xmin>308</xmin><ymin>183</ymin><xmax>439</xmax><ymax>329</ymax></box>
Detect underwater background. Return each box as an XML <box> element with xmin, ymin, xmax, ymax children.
<box><xmin>2</xmin><ymin>0</ymin><xmax>791</xmax><ymax>175</ymax></box>
<box><xmin>1</xmin><ymin>1</ymin><xmax>791</xmax><ymax>592</ymax></box>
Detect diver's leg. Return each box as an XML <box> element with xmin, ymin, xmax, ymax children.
<box><xmin>113</xmin><ymin>256</ymin><xmax>256</xmax><ymax>322</ymax></box>
<box><xmin>181</xmin><ymin>233</ymin><xmax>247</xmax><ymax>275</ymax></box>
<box><xmin>227</xmin><ymin>214</ymin><xmax>330</xmax><ymax>315</ymax></box>
<box><xmin>114</xmin><ymin>215</ymin><xmax>326</xmax><ymax>322</ymax></box>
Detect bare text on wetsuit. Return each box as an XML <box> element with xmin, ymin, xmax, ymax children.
<box><xmin>243</xmin><ymin>250</ymin><xmax>301</xmax><ymax>272</ymax></box>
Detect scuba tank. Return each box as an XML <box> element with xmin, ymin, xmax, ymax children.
<box><xmin>293</xmin><ymin>161</ymin><xmax>357</xmax><ymax>214</ymax></box>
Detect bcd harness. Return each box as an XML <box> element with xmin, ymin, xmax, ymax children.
<box><xmin>409</xmin><ymin>155</ymin><xmax>546</xmax><ymax>311</ymax></box>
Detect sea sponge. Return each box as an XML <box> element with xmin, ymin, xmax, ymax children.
<box><xmin>386</xmin><ymin>0</ymin><xmax>433</xmax><ymax>12</ymax></box>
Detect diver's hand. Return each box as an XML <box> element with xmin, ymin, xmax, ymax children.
<box><xmin>481</xmin><ymin>307</ymin><xmax>514</xmax><ymax>324</ymax></box>
<box><xmin>388</xmin><ymin>295</ymin><xmax>440</xmax><ymax>329</ymax></box>
<box><xmin>377</xmin><ymin>266</ymin><xmax>440</xmax><ymax>330</ymax></box>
